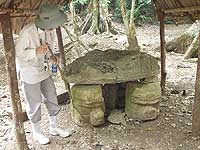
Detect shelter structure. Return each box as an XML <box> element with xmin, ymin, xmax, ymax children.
<box><xmin>0</xmin><ymin>0</ymin><xmax>71</xmax><ymax>149</ymax></box>
<box><xmin>1</xmin><ymin>0</ymin><xmax>200</xmax><ymax>149</ymax></box>
<box><xmin>152</xmin><ymin>0</ymin><xmax>200</xmax><ymax>137</ymax></box>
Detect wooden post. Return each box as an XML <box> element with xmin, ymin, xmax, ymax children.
<box><xmin>0</xmin><ymin>14</ymin><xmax>28</xmax><ymax>150</ymax></box>
<box><xmin>56</xmin><ymin>27</ymin><xmax>67</xmax><ymax>68</ymax></box>
<box><xmin>159</xmin><ymin>11</ymin><xmax>166</xmax><ymax>95</ymax></box>
<box><xmin>192</xmin><ymin>32</ymin><xmax>200</xmax><ymax>137</ymax></box>
<box><xmin>56</xmin><ymin>27</ymin><xmax>72</xmax><ymax>99</ymax></box>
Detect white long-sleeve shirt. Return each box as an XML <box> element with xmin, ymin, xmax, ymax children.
<box><xmin>15</xmin><ymin>23</ymin><xmax>59</xmax><ymax>84</ymax></box>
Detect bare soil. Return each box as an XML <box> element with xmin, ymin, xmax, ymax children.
<box><xmin>1</xmin><ymin>23</ymin><xmax>200</xmax><ymax>150</ymax></box>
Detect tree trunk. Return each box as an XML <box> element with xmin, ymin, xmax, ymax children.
<box><xmin>100</xmin><ymin>0</ymin><xmax>114</xmax><ymax>34</ymax></box>
<box><xmin>120</xmin><ymin>0</ymin><xmax>139</xmax><ymax>51</ymax></box>
<box><xmin>62</xmin><ymin>25</ymin><xmax>81</xmax><ymax>56</ymax></box>
<box><xmin>0</xmin><ymin>14</ymin><xmax>28</xmax><ymax>150</ymax></box>
<box><xmin>69</xmin><ymin>2</ymin><xmax>80</xmax><ymax>35</ymax></box>
<box><xmin>62</xmin><ymin>25</ymin><xmax>90</xmax><ymax>56</ymax></box>
<box><xmin>120</xmin><ymin>0</ymin><xmax>130</xmax><ymax>38</ymax></box>
<box><xmin>184</xmin><ymin>33</ymin><xmax>199</xmax><ymax>59</ymax></box>
<box><xmin>81</xmin><ymin>0</ymin><xmax>116</xmax><ymax>34</ymax></box>
<box><xmin>81</xmin><ymin>13</ymin><xmax>93</xmax><ymax>34</ymax></box>
<box><xmin>129</xmin><ymin>0</ymin><xmax>139</xmax><ymax>50</ymax></box>
<box><xmin>88</xmin><ymin>0</ymin><xmax>100</xmax><ymax>34</ymax></box>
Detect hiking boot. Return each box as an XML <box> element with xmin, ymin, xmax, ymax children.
<box><xmin>31</xmin><ymin>121</ymin><xmax>50</xmax><ymax>145</ymax></box>
<box><xmin>50</xmin><ymin>127</ymin><xmax>72</xmax><ymax>138</ymax></box>
<box><xmin>33</xmin><ymin>130</ymin><xmax>50</xmax><ymax>145</ymax></box>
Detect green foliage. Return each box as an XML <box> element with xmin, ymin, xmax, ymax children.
<box><xmin>112</xmin><ymin>0</ymin><xmax>122</xmax><ymax>22</ymax></box>
<box><xmin>73</xmin><ymin>0</ymin><xmax>89</xmax><ymax>5</ymax></box>
<box><xmin>73</xmin><ymin>0</ymin><xmax>90</xmax><ymax>14</ymax></box>
<box><xmin>60</xmin><ymin>4</ymin><xmax>69</xmax><ymax>12</ymax></box>
<box><xmin>112</xmin><ymin>0</ymin><xmax>154</xmax><ymax>25</ymax></box>
<box><xmin>102</xmin><ymin>0</ymin><xmax>111</xmax><ymax>7</ymax></box>
<box><xmin>164</xmin><ymin>18</ymin><xmax>175</xmax><ymax>24</ymax></box>
<box><xmin>133</xmin><ymin>0</ymin><xmax>154</xmax><ymax>25</ymax></box>
<box><xmin>73</xmin><ymin>0</ymin><xmax>110</xmax><ymax>8</ymax></box>
<box><xmin>71</xmin><ymin>0</ymin><xmax>155</xmax><ymax>24</ymax></box>
<box><xmin>73</xmin><ymin>0</ymin><xmax>111</xmax><ymax>15</ymax></box>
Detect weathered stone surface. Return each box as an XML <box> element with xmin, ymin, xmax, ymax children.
<box><xmin>125</xmin><ymin>81</ymin><xmax>161</xmax><ymax>120</ymax></box>
<box><xmin>90</xmin><ymin>108</ymin><xmax>105</xmax><ymax>126</ymax></box>
<box><xmin>107</xmin><ymin>109</ymin><xmax>125</xmax><ymax>125</ymax></box>
<box><xmin>65</xmin><ymin>49</ymin><xmax>159</xmax><ymax>84</ymax></box>
<box><xmin>71</xmin><ymin>84</ymin><xmax>105</xmax><ymax>126</ymax></box>
<box><xmin>125</xmin><ymin>103</ymin><xmax>160</xmax><ymax>121</ymax></box>
<box><xmin>126</xmin><ymin>82</ymin><xmax>161</xmax><ymax>105</ymax></box>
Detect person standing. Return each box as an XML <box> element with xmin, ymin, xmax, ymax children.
<box><xmin>15</xmin><ymin>5</ymin><xmax>71</xmax><ymax>145</ymax></box>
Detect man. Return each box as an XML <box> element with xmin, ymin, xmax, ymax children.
<box><xmin>15</xmin><ymin>5</ymin><xmax>71</xmax><ymax>145</ymax></box>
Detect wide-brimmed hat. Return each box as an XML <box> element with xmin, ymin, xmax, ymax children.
<box><xmin>35</xmin><ymin>5</ymin><xmax>67</xmax><ymax>30</ymax></box>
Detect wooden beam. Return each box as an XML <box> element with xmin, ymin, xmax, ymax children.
<box><xmin>159</xmin><ymin>12</ymin><xmax>166</xmax><ymax>95</ymax></box>
<box><xmin>0</xmin><ymin>13</ymin><xmax>28</xmax><ymax>150</ymax></box>
<box><xmin>176</xmin><ymin>0</ymin><xmax>195</xmax><ymax>22</ymax></box>
<box><xmin>164</xmin><ymin>6</ymin><xmax>200</xmax><ymax>14</ymax></box>
<box><xmin>192</xmin><ymin>32</ymin><xmax>200</xmax><ymax>137</ymax></box>
<box><xmin>0</xmin><ymin>8</ymin><xmax>38</xmax><ymax>15</ymax></box>
<box><xmin>10</xmin><ymin>15</ymin><xmax>36</xmax><ymax>18</ymax></box>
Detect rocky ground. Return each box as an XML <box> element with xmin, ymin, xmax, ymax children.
<box><xmin>1</xmin><ymin>23</ymin><xmax>200</xmax><ymax>150</ymax></box>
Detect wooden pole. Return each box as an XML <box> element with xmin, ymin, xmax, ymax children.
<box><xmin>56</xmin><ymin>27</ymin><xmax>72</xmax><ymax>99</ymax></box>
<box><xmin>159</xmin><ymin>11</ymin><xmax>166</xmax><ymax>95</ymax></box>
<box><xmin>56</xmin><ymin>27</ymin><xmax>67</xmax><ymax>68</ymax></box>
<box><xmin>0</xmin><ymin>14</ymin><xmax>28</xmax><ymax>149</ymax></box>
<box><xmin>192</xmin><ymin>32</ymin><xmax>200</xmax><ymax>137</ymax></box>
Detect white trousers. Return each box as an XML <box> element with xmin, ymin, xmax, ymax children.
<box><xmin>22</xmin><ymin>76</ymin><xmax>61</xmax><ymax>123</ymax></box>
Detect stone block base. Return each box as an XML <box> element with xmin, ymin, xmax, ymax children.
<box><xmin>71</xmin><ymin>84</ymin><xmax>105</xmax><ymax>126</ymax></box>
<box><xmin>125</xmin><ymin>77</ymin><xmax>161</xmax><ymax>120</ymax></box>
<box><xmin>125</xmin><ymin>103</ymin><xmax>160</xmax><ymax>121</ymax></box>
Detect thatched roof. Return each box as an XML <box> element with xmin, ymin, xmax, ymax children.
<box><xmin>0</xmin><ymin>0</ymin><xmax>70</xmax><ymax>10</ymax></box>
<box><xmin>0</xmin><ymin>0</ymin><xmax>71</xmax><ymax>34</ymax></box>
<box><xmin>153</xmin><ymin>0</ymin><xmax>200</xmax><ymax>23</ymax></box>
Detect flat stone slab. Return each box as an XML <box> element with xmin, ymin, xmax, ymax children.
<box><xmin>65</xmin><ymin>49</ymin><xmax>159</xmax><ymax>84</ymax></box>
<box><xmin>107</xmin><ymin>109</ymin><xmax>125</xmax><ymax>125</ymax></box>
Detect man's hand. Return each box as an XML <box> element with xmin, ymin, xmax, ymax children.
<box><xmin>36</xmin><ymin>44</ymin><xmax>48</xmax><ymax>55</ymax></box>
<box><xmin>50</xmin><ymin>55</ymin><xmax>60</xmax><ymax>65</ymax></box>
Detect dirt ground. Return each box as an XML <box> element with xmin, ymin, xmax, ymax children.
<box><xmin>1</xmin><ymin>22</ymin><xmax>200</xmax><ymax>150</ymax></box>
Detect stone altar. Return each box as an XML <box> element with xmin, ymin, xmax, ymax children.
<box><xmin>66</xmin><ymin>49</ymin><xmax>160</xmax><ymax>126</ymax></box>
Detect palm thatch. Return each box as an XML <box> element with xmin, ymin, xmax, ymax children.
<box><xmin>0</xmin><ymin>0</ymin><xmax>72</xmax><ymax>9</ymax></box>
<box><xmin>0</xmin><ymin>0</ymin><xmax>71</xmax><ymax>33</ymax></box>
<box><xmin>153</xmin><ymin>0</ymin><xmax>200</xmax><ymax>23</ymax></box>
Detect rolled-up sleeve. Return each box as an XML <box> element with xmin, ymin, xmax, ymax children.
<box><xmin>15</xmin><ymin>32</ymin><xmax>37</xmax><ymax>63</ymax></box>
